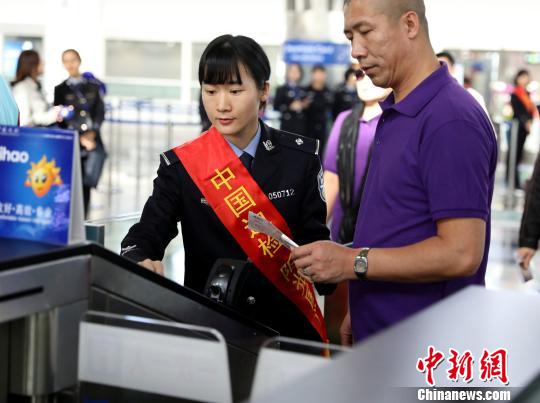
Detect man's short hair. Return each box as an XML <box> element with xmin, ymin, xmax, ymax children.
<box><xmin>344</xmin><ymin>0</ymin><xmax>429</xmax><ymax>34</ymax></box>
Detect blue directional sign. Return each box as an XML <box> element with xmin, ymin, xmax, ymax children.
<box><xmin>283</xmin><ymin>40</ymin><xmax>351</xmax><ymax>65</ymax></box>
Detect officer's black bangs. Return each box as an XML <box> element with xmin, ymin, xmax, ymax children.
<box><xmin>200</xmin><ymin>44</ymin><xmax>243</xmax><ymax>86</ymax></box>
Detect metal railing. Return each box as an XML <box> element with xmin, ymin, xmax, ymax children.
<box><xmin>94</xmin><ymin>98</ymin><xmax>202</xmax><ymax>218</ymax></box>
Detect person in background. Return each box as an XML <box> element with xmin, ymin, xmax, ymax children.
<box><xmin>291</xmin><ymin>0</ymin><xmax>497</xmax><ymax>345</ymax></box>
<box><xmin>11</xmin><ymin>50</ymin><xmax>62</xmax><ymax>127</ymax></box>
<box><xmin>436</xmin><ymin>50</ymin><xmax>488</xmax><ymax>112</ymax></box>
<box><xmin>273</xmin><ymin>63</ymin><xmax>308</xmax><ymax>135</ymax></box>
<box><xmin>435</xmin><ymin>50</ymin><xmax>455</xmax><ymax>74</ymax></box>
<box><xmin>332</xmin><ymin>64</ymin><xmax>362</xmax><ymax>120</ymax></box>
<box><xmin>304</xmin><ymin>64</ymin><xmax>333</xmax><ymax>153</ymax></box>
<box><xmin>324</xmin><ymin>70</ymin><xmax>391</xmax><ymax>245</ymax></box>
<box><xmin>517</xmin><ymin>153</ymin><xmax>540</xmax><ymax>273</ymax></box>
<box><xmin>0</xmin><ymin>75</ymin><xmax>19</xmax><ymax>125</ymax></box>
<box><xmin>121</xmin><ymin>34</ymin><xmax>334</xmax><ymax>342</ymax></box>
<box><xmin>463</xmin><ymin>75</ymin><xmax>487</xmax><ymax>111</ymax></box>
<box><xmin>507</xmin><ymin>69</ymin><xmax>539</xmax><ymax>189</ymax></box>
<box><xmin>54</xmin><ymin>49</ymin><xmax>105</xmax><ymax>217</ymax></box>
<box><xmin>322</xmin><ymin>68</ymin><xmax>391</xmax><ymax>344</ymax></box>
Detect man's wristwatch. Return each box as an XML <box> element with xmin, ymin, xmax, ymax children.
<box><xmin>353</xmin><ymin>248</ymin><xmax>370</xmax><ymax>279</ymax></box>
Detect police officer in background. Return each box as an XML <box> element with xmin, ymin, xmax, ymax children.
<box><xmin>273</xmin><ymin>63</ymin><xmax>308</xmax><ymax>136</ymax></box>
<box><xmin>54</xmin><ymin>49</ymin><xmax>105</xmax><ymax>216</ymax></box>
<box><xmin>121</xmin><ymin>35</ymin><xmax>333</xmax><ymax>341</ymax></box>
<box><xmin>304</xmin><ymin>65</ymin><xmax>334</xmax><ymax>153</ymax></box>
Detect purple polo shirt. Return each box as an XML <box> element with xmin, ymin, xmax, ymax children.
<box><xmin>350</xmin><ymin>65</ymin><xmax>497</xmax><ymax>343</ymax></box>
<box><xmin>323</xmin><ymin>110</ymin><xmax>379</xmax><ymax>241</ymax></box>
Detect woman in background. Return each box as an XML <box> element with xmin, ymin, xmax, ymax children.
<box><xmin>322</xmin><ymin>69</ymin><xmax>390</xmax><ymax>344</ymax></box>
<box><xmin>324</xmin><ymin>70</ymin><xmax>391</xmax><ymax>244</ymax></box>
<box><xmin>54</xmin><ymin>49</ymin><xmax>105</xmax><ymax>217</ymax></box>
<box><xmin>11</xmin><ymin>50</ymin><xmax>61</xmax><ymax>127</ymax></box>
<box><xmin>273</xmin><ymin>63</ymin><xmax>308</xmax><ymax>135</ymax></box>
<box><xmin>507</xmin><ymin>69</ymin><xmax>539</xmax><ymax>189</ymax></box>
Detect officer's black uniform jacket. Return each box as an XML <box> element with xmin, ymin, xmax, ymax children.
<box><xmin>304</xmin><ymin>84</ymin><xmax>333</xmax><ymax>152</ymax></box>
<box><xmin>273</xmin><ymin>84</ymin><xmax>307</xmax><ymax>136</ymax></box>
<box><xmin>54</xmin><ymin>78</ymin><xmax>105</xmax><ymax>134</ymax></box>
<box><xmin>121</xmin><ymin>121</ymin><xmax>333</xmax><ymax>340</ymax></box>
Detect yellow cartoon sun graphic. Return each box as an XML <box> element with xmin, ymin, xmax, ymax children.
<box><xmin>24</xmin><ymin>156</ymin><xmax>63</xmax><ymax>198</ymax></box>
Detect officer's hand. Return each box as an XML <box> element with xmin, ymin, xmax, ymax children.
<box><xmin>138</xmin><ymin>259</ymin><xmax>165</xmax><ymax>276</ymax></box>
<box><xmin>290</xmin><ymin>100</ymin><xmax>304</xmax><ymax>112</ymax></box>
<box><xmin>340</xmin><ymin>311</ymin><xmax>353</xmax><ymax>347</ymax></box>
<box><xmin>291</xmin><ymin>240</ymin><xmax>357</xmax><ymax>283</ymax></box>
<box><xmin>80</xmin><ymin>132</ymin><xmax>97</xmax><ymax>151</ymax></box>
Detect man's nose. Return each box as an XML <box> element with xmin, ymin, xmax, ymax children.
<box><xmin>351</xmin><ymin>39</ymin><xmax>368</xmax><ymax>61</ymax></box>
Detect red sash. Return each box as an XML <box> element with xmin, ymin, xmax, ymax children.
<box><xmin>174</xmin><ymin>127</ymin><xmax>327</xmax><ymax>341</ymax></box>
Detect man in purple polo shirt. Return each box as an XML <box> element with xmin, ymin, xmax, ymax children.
<box><xmin>291</xmin><ymin>0</ymin><xmax>497</xmax><ymax>344</ymax></box>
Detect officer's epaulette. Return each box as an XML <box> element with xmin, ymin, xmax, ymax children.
<box><xmin>276</xmin><ymin>130</ymin><xmax>320</xmax><ymax>156</ymax></box>
<box><xmin>160</xmin><ymin>149</ymin><xmax>180</xmax><ymax>166</ymax></box>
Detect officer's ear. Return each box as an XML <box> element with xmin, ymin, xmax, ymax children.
<box><xmin>259</xmin><ymin>81</ymin><xmax>270</xmax><ymax>111</ymax></box>
<box><xmin>260</xmin><ymin>81</ymin><xmax>270</xmax><ymax>103</ymax></box>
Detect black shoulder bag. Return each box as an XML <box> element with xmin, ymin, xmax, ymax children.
<box><xmin>336</xmin><ymin>103</ymin><xmax>374</xmax><ymax>244</ymax></box>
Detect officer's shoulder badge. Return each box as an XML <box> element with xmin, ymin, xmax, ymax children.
<box><xmin>160</xmin><ymin>149</ymin><xmax>180</xmax><ymax>166</ymax></box>
<box><xmin>277</xmin><ymin>130</ymin><xmax>320</xmax><ymax>155</ymax></box>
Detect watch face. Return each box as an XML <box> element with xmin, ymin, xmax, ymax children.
<box><xmin>359</xmin><ymin>258</ymin><xmax>367</xmax><ymax>273</ymax></box>
<box><xmin>354</xmin><ymin>256</ymin><xmax>367</xmax><ymax>277</ymax></box>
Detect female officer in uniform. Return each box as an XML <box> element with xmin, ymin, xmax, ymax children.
<box><xmin>273</xmin><ymin>63</ymin><xmax>308</xmax><ymax>136</ymax></box>
<box><xmin>54</xmin><ymin>49</ymin><xmax>105</xmax><ymax>217</ymax></box>
<box><xmin>121</xmin><ymin>34</ymin><xmax>332</xmax><ymax>341</ymax></box>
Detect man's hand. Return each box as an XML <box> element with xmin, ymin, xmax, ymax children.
<box><xmin>517</xmin><ymin>247</ymin><xmax>536</xmax><ymax>270</ymax></box>
<box><xmin>138</xmin><ymin>259</ymin><xmax>165</xmax><ymax>276</ymax></box>
<box><xmin>340</xmin><ymin>311</ymin><xmax>353</xmax><ymax>347</ymax></box>
<box><xmin>291</xmin><ymin>240</ymin><xmax>358</xmax><ymax>283</ymax></box>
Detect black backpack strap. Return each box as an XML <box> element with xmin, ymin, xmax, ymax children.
<box><xmin>336</xmin><ymin>103</ymin><xmax>364</xmax><ymax>244</ymax></box>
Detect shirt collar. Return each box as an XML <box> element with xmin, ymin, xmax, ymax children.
<box><xmin>226</xmin><ymin>124</ymin><xmax>261</xmax><ymax>158</ymax></box>
<box><xmin>380</xmin><ymin>63</ymin><xmax>454</xmax><ymax>117</ymax></box>
<box><xmin>67</xmin><ymin>76</ymin><xmax>84</xmax><ymax>86</ymax></box>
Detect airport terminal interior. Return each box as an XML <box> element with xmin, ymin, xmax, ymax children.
<box><xmin>1</xmin><ymin>0</ymin><xmax>540</xmax><ymax>402</ymax></box>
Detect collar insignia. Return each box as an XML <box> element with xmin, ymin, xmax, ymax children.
<box><xmin>263</xmin><ymin>140</ymin><xmax>274</xmax><ymax>151</ymax></box>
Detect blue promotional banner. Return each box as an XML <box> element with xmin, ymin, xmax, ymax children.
<box><xmin>0</xmin><ymin>125</ymin><xmax>83</xmax><ymax>245</ymax></box>
<box><xmin>283</xmin><ymin>40</ymin><xmax>351</xmax><ymax>65</ymax></box>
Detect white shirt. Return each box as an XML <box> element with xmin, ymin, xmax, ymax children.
<box><xmin>11</xmin><ymin>77</ymin><xmax>57</xmax><ymax>126</ymax></box>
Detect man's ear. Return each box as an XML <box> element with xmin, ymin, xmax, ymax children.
<box><xmin>402</xmin><ymin>11</ymin><xmax>421</xmax><ymax>39</ymax></box>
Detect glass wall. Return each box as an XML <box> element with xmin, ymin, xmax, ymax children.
<box><xmin>105</xmin><ymin>39</ymin><xmax>182</xmax><ymax>99</ymax></box>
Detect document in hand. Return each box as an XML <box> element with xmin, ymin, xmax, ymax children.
<box><xmin>247</xmin><ymin>211</ymin><xmax>299</xmax><ymax>250</ymax></box>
